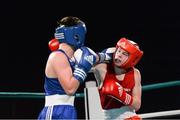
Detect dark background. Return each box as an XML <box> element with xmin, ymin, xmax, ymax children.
<box><xmin>0</xmin><ymin>0</ymin><xmax>180</xmax><ymax>119</ymax></box>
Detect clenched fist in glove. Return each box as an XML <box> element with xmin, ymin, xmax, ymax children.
<box><xmin>101</xmin><ymin>79</ymin><xmax>133</xmax><ymax>105</ymax></box>
<box><xmin>97</xmin><ymin>47</ymin><xmax>116</xmax><ymax>63</ymax></box>
<box><xmin>72</xmin><ymin>46</ymin><xmax>97</xmax><ymax>83</ymax></box>
<box><xmin>48</xmin><ymin>38</ymin><xmax>60</xmax><ymax>51</ymax></box>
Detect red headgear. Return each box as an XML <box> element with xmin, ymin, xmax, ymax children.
<box><xmin>115</xmin><ymin>37</ymin><xmax>143</xmax><ymax>69</ymax></box>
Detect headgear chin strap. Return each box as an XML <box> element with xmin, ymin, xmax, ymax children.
<box><xmin>54</xmin><ymin>22</ymin><xmax>87</xmax><ymax>50</ymax></box>
<box><xmin>116</xmin><ymin>37</ymin><xmax>143</xmax><ymax>69</ymax></box>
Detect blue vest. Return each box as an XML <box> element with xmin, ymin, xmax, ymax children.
<box><xmin>44</xmin><ymin>50</ymin><xmax>75</xmax><ymax>96</ymax></box>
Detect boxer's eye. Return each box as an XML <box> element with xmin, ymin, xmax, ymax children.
<box><xmin>123</xmin><ymin>52</ymin><xmax>129</xmax><ymax>56</ymax></box>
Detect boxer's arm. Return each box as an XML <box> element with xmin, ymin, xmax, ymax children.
<box><xmin>131</xmin><ymin>68</ymin><xmax>142</xmax><ymax>111</ymax></box>
<box><xmin>50</xmin><ymin>52</ymin><xmax>80</xmax><ymax>95</ymax></box>
<box><xmin>90</xmin><ymin>47</ymin><xmax>116</xmax><ymax>87</ymax></box>
<box><xmin>92</xmin><ymin>63</ymin><xmax>107</xmax><ymax>87</ymax></box>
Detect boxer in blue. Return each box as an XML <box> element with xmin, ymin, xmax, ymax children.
<box><xmin>38</xmin><ymin>16</ymin><xmax>97</xmax><ymax>120</ymax></box>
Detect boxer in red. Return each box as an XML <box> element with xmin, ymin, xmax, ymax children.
<box><xmin>92</xmin><ymin>37</ymin><xmax>144</xmax><ymax>120</ymax></box>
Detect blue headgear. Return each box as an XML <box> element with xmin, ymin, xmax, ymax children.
<box><xmin>54</xmin><ymin>22</ymin><xmax>87</xmax><ymax>50</ymax></box>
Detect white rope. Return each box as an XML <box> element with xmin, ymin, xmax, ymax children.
<box><xmin>139</xmin><ymin>109</ymin><xmax>180</xmax><ymax>118</ymax></box>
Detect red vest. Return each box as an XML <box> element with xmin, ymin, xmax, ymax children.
<box><xmin>99</xmin><ymin>63</ymin><xmax>135</xmax><ymax>110</ymax></box>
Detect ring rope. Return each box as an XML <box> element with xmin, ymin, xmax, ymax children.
<box><xmin>139</xmin><ymin>109</ymin><xmax>180</xmax><ymax>118</ymax></box>
<box><xmin>0</xmin><ymin>80</ymin><xmax>180</xmax><ymax>98</ymax></box>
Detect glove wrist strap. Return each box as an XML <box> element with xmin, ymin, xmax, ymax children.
<box><xmin>73</xmin><ymin>68</ymin><xmax>87</xmax><ymax>83</ymax></box>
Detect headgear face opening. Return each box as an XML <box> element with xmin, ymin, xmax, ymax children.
<box><xmin>115</xmin><ymin>38</ymin><xmax>143</xmax><ymax>69</ymax></box>
<box><xmin>54</xmin><ymin>22</ymin><xmax>87</xmax><ymax>50</ymax></box>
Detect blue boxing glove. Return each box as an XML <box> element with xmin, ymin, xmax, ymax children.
<box><xmin>73</xmin><ymin>46</ymin><xmax>97</xmax><ymax>83</ymax></box>
<box><xmin>97</xmin><ymin>47</ymin><xmax>116</xmax><ymax>63</ymax></box>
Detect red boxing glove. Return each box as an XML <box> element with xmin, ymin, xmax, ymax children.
<box><xmin>101</xmin><ymin>79</ymin><xmax>133</xmax><ymax>105</ymax></box>
<box><xmin>48</xmin><ymin>38</ymin><xmax>59</xmax><ymax>51</ymax></box>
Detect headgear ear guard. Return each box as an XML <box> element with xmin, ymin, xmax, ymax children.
<box><xmin>54</xmin><ymin>22</ymin><xmax>87</xmax><ymax>50</ymax></box>
<box><xmin>115</xmin><ymin>37</ymin><xmax>143</xmax><ymax>69</ymax></box>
